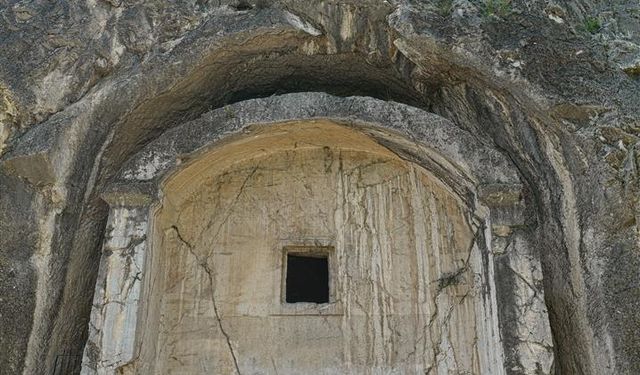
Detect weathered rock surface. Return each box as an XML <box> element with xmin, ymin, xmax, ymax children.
<box><xmin>84</xmin><ymin>117</ymin><xmax>546</xmax><ymax>374</ymax></box>
<box><xmin>0</xmin><ymin>0</ymin><xmax>638</xmax><ymax>374</ymax></box>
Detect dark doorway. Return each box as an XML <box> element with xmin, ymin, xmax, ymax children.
<box><xmin>285</xmin><ymin>254</ymin><xmax>329</xmax><ymax>303</ymax></box>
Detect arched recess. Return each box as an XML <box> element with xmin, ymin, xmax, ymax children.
<box><xmin>81</xmin><ymin>93</ymin><xmax>552</xmax><ymax>374</ymax></box>
<box><xmin>1</xmin><ymin>6</ymin><xmax>599</xmax><ymax>375</ymax></box>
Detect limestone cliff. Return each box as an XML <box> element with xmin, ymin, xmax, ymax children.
<box><xmin>0</xmin><ymin>1</ymin><xmax>638</xmax><ymax>374</ymax></box>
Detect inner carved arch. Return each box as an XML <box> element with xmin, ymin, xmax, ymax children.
<box><xmin>131</xmin><ymin>120</ymin><xmax>504</xmax><ymax>374</ymax></box>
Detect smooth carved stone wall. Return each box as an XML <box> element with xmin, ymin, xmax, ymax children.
<box><xmin>132</xmin><ymin>130</ymin><xmax>504</xmax><ymax>373</ymax></box>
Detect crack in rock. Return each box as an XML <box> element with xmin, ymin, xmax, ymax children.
<box><xmin>170</xmin><ymin>225</ymin><xmax>242</xmax><ymax>375</ymax></box>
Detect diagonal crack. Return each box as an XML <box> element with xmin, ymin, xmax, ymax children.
<box><xmin>200</xmin><ymin>165</ymin><xmax>260</xmax><ymax>257</ymax></box>
<box><xmin>200</xmin><ymin>261</ymin><xmax>242</xmax><ymax>375</ymax></box>
<box><xmin>170</xmin><ymin>225</ymin><xmax>242</xmax><ymax>375</ymax></box>
<box><xmin>507</xmin><ymin>264</ymin><xmax>544</xmax><ymax>302</ymax></box>
<box><xmin>435</xmin><ymin>226</ymin><xmax>479</xmax><ymax>291</ymax></box>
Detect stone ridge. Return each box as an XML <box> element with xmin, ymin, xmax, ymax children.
<box><xmin>103</xmin><ymin>93</ymin><xmax>519</xmax><ymax>203</ymax></box>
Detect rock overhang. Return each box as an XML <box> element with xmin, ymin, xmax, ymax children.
<box><xmin>103</xmin><ymin>93</ymin><xmax>522</xmax><ymax>216</ymax></box>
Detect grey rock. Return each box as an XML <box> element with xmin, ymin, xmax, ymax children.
<box><xmin>0</xmin><ymin>0</ymin><xmax>638</xmax><ymax>374</ymax></box>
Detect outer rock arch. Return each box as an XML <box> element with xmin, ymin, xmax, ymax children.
<box><xmin>82</xmin><ymin>94</ymin><xmax>552</xmax><ymax>374</ymax></box>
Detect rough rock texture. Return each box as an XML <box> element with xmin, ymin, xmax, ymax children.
<box><xmin>0</xmin><ymin>0</ymin><xmax>638</xmax><ymax>374</ymax></box>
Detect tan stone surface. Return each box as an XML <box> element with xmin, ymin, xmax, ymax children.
<box><xmin>128</xmin><ymin>123</ymin><xmax>502</xmax><ymax>374</ymax></box>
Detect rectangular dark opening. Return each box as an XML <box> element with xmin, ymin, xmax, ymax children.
<box><xmin>286</xmin><ymin>254</ymin><xmax>329</xmax><ymax>303</ymax></box>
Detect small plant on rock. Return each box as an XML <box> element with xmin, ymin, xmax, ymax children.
<box><xmin>484</xmin><ymin>0</ymin><xmax>512</xmax><ymax>17</ymax></box>
<box><xmin>438</xmin><ymin>0</ymin><xmax>454</xmax><ymax>16</ymax></box>
<box><xmin>584</xmin><ymin>16</ymin><xmax>601</xmax><ymax>34</ymax></box>
<box><xmin>223</xmin><ymin>105</ymin><xmax>236</xmax><ymax>119</ymax></box>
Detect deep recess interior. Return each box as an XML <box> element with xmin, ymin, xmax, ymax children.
<box><xmin>285</xmin><ymin>253</ymin><xmax>329</xmax><ymax>304</ymax></box>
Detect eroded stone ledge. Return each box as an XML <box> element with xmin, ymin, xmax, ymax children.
<box><xmin>104</xmin><ymin>93</ymin><xmax>520</xmax><ymax>209</ymax></box>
